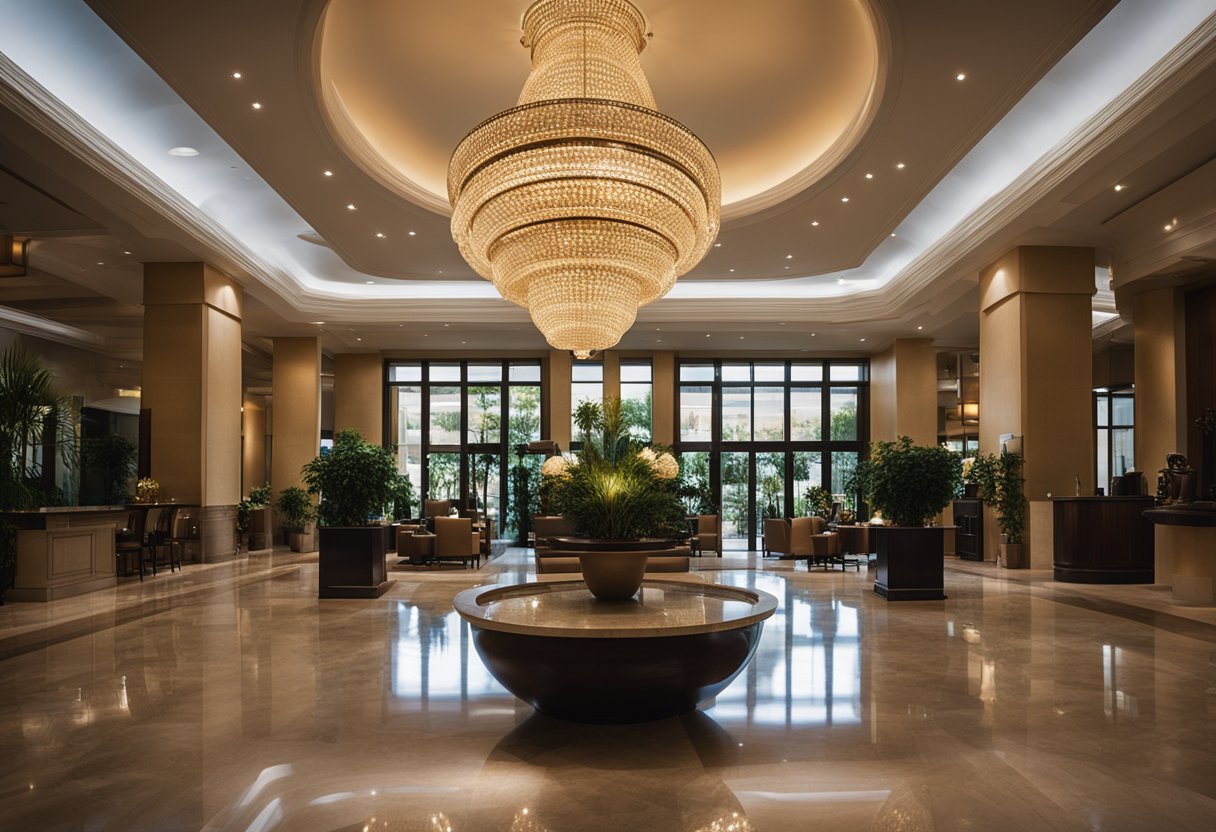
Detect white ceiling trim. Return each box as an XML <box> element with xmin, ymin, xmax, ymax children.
<box><xmin>0</xmin><ymin>0</ymin><xmax>1212</xmax><ymax>325</ymax></box>
<box><xmin>0</xmin><ymin>303</ymin><xmax>107</xmax><ymax>348</ymax></box>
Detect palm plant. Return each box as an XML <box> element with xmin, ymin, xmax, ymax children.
<box><xmin>547</xmin><ymin>397</ymin><xmax>684</xmax><ymax>540</ymax></box>
<box><xmin>0</xmin><ymin>342</ymin><xmax>78</xmax><ymax>510</ymax></box>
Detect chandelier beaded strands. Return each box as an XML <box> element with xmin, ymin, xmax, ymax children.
<box><xmin>449</xmin><ymin>0</ymin><xmax>720</xmax><ymax>357</ymax></box>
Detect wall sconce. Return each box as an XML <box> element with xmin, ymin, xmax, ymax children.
<box><xmin>0</xmin><ymin>235</ymin><xmax>30</xmax><ymax>277</ymax></box>
<box><xmin>960</xmin><ymin>402</ymin><xmax>979</xmax><ymax>424</ymax></box>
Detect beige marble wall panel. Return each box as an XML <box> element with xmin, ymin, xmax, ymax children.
<box><xmin>651</xmin><ymin>351</ymin><xmax>676</xmax><ymax>445</ymax></box>
<box><xmin>242</xmin><ymin>396</ymin><xmax>267</xmax><ymax>494</ymax></box>
<box><xmin>1134</xmin><ymin>288</ymin><xmax>1187</xmax><ymax>481</ymax></box>
<box><xmin>204</xmin><ymin>308</ymin><xmax>243</xmax><ymax>507</ymax></box>
<box><xmin>546</xmin><ymin>349</ymin><xmax>572</xmax><ymax>448</ymax></box>
<box><xmin>333</xmin><ymin>353</ymin><xmax>384</xmax><ymax>443</ymax></box>
<box><xmin>869</xmin><ymin>344</ymin><xmax>896</xmax><ymax>442</ymax></box>
<box><xmin>271</xmin><ymin>338</ymin><xmax>321</xmax><ymax>524</ymax></box>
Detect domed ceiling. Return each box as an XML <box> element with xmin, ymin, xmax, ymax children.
<box><xmin>316</xmin><ymin>0</ymin><xmax>882</xmax><ymax>220</ymax></box>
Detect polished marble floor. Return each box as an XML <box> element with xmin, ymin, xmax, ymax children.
<box><xmin>2</xmin><ymin>548</ymin><xmax>1215</xmax><ymax>831</ymax></box>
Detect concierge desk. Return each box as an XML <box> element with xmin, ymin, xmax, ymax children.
<box><xmin>2</xmin><ymin>506</ymin><xmax>127</xmax><ymax>601</ymax></box>
<box><xmin>1144</xmin><ymin>504</ymin><xmax>1216</xmax><ymax>604</ymax></box>
<box><xmin>1052</xmin><ymin>496</ymin><xmax>1155</xmax><ymax>583</ymax></box>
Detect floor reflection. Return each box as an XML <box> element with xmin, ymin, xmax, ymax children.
<box><xmin>2</xmin><ymin>552</ymin><xmax>1213</xmax><ymax>831</ymax></box>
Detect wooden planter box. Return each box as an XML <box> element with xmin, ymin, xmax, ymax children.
<box><xmin>873</xmin><ymin>526</ymin><xmax>947</xmax><ymax>600</ymax></box>
<box><xmin>247</xmin><ymin>507</ymin><xmax>271</xmax><ymax>551</ymax></box>
<box><xmin>318</xmin><ymin>525</ymin><xmax>394</xmax><ymax>598</ymax></box>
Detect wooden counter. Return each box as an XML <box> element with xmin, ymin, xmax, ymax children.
<box><xmin>1052</xmin><ymin>496</ymin><xmax>1154</xmax><ymax>583</ymax></box>
<box><xmin>1145</xmin><ymin>504</ymin><xmax>1216</xmax><ymax>603</ymax></box>
<box><xmin>3</xmin><ymin>506</ymin><xmax>128</xmax><ymax>601</ymax></box>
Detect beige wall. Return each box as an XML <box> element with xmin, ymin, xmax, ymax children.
<box><xmin>652</xmin><ymin>351</ymin><xmax>676</xmax><ymax>445</ymax></box>
<box><xmin>334</xmin><ymin>352</ymin><xmax>383</xmax><ymax>443</ymax></box>
<box><xmin>242</xmin><ymin>395</ymin><xmax>267</xmax><ymax>494</ymax></box>
<box><xmin>602</xmin><ymin>350</ymin><xmax>621</xmax><ymax>403</ymax></box>
<box><xmin>142</xmin><ymin>262</ymin><xmax>243</xmax><ymax>507</ymax></box>
<box><xmin>546</xmin><ymin>349</ymin><xmax>572</xmax><ymax>448</ymax></box>
<box><xmin>869</xmin><ymin>338</ymin><xmax>936</xmax><ymax>446</ymax></box>
<box><xmin>1133</xmin><ymin>288</ymin><xmax>1187</xmax><ymax>480</ymax></box>
<box><xmin>979</xmin><ymin>246</ymin><xmax>1095</xmax><ymax>563</ymax></box>
<box><xmin>271</xmin><ymin>338</ymin><xmax>321</xmax><ymax>521</ymax></box>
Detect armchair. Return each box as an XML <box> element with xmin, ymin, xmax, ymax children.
<box><xmin>434</xmin><ymin>517</ymin><xmax>480</xmax><ymax>569</ymax></box>
<box><xmin>695</xmin><ymin>514</ymin><xmax>722</xmax><ymax>557</ymax></box>
<box><xmin>763</xmin><ymin>518</ymin><xmax>791</xmax><ymax>558</ymax></box>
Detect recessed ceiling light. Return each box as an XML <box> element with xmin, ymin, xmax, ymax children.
<box><xmin>655</xmin><ymin>327</ymin><xmax>661</xmax><ymax>331</ymax></box>
<box><xmin>408</xmin><ymin>231</ymin><xmax>416</xmax><ymax>236</ymax></box>
<box><xmin>738</xmin><ymin>336</ymin><xmax>744</xmax><ymax>340</ymax></box>
<box><xmin>1114</xmin><ymin>184</ymin><xmax>1125</xmax><ymax>191</ymax></box>
<box><xmin>251</xmin><ymin>101</ymin><xmax>263</xmax><ymax>110</ymax></box>
<box><xmin>864</xmin><ymin>173</ymin><xmax>873</xmax><ymax>180</ymax></box>
<box><xmin>714</xmin><ymin>242</ymin><xmax>721</xmax><ymax>247</ymax></box>
<box><xmin>896</xmin><ymin>162</ymin><xmax>906</xmax><ymax>169</ymax></box>
<box><xmin>355</xmin><ymin>337</ymin><xmax>363</xmax><ymax>342</ymax></box>
<box><xmin>461</xmin><ymin>341</ymin><xmax>467</xmax><ymax>345</ymax></box>
<box><xmin>443</xmin><ymin>323</ymin><xmax>449</xmax><ymax>327</ymax></box>
<box><xmin>956</xmin><ymin>72</ymin><xmax>966</xmax><ymax>81</ymax></box>
<box><xmin>785</xmin><ymin>254</ymin><xmax>793</xmax><ymax>259</ymax></box>
<box><xmin>860</xmin><ymin>337</ymin><xmax>867</xmax><ymax>342</ymax></box>
<box><xmin>231</xmin><ymin>71</ymin><xmax>242</xmax><ymax>79</ymax></box>
<box><xmin>811</xmin><ymin>333</ymin><xmax>816</xmax><ymax>337</ymax></box>
<box><xmin>168</xmin><ymin>146</ymin><xmax>199</xmax><ymax>157</ymax></box>
<box><xmin>784</xmin><ymin>266</ymin><xmax>790</xmax><ymax>269</ymax></box>
<box><xmin>728</xmin><ymin>268</ymin><xmax>735</xmax><ymax>272</ymax></box>
<box><xmin>96</xmin><ymin>261</ymin><xmax>104</xmax><ymax>265</ymax></box>
<box><xmin>346</xmin><ymin>204</ymin><xmax>357</xmax><ymax>211</ymax></box>
<box><xmin>310</xmin><ymin>321</ymin><xmax>325</xmax><ymax>325</ymax></box>
<box><xmin>841</xmin><ymin>196</ymin><xmax>850</xmax><ymax>203</ymax></box>
<box><xmin>437</xmin><ymin>270</ymin><xmax>444</xmax><ymax>274</ymax></box>
<box><xmin>364</xmin><ymin>280</ymin><xmax>375</xmax><ymax>284</ymax></box>
<box><xmin>323</xmin><ymin>170</ymin><xmax>333</xmax><ymax>177</ymax></box>
<box><xmin>705</xmin><ymin>333</ymin><xmax>711</xmax><ymax>338</ymax></box>
<box><xmin>890</xmin><ymin>232</ymin><xmax>897</xmax><ymax>237</ymax></box>
<box><xmin>811</xmin><ymin>221</ymin><xmax>819</xmax><ymax>227</ymax></box>
<box><xmin>123</xmin><ymin>250</ymin><xmax>131</xmax><ymax>255</ymax></box>
<box><xmin>837</xmin><ymin>278</ymin><xmax>847</xmax><ymax>284</ymax></box>
<box><xmin>656</xmin><ymin>338</ymin><xmax>662</xmax><ymax>342</ymax></box>
<box><xmin>375</xmin><ymin>232</ymin><xmax>385</xmax><ymax>238</ymax></box>
<box><xmin>917</xmin><ymin>325</ymin><xmax>923</xmax><ymax>330</ymax></box>
<box><xmin>779</xmin><ymin>322</ymin><xmax>786</xmax><ymax>326</ymax></box>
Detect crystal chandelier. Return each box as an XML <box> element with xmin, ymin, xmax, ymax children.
<box><xmin>449</xmin><ymin>0</ymin><xmax>720</xmax><ymax>357</ymax></box>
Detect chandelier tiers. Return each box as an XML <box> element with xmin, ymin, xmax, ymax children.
<box><xmin>449</xmin><ymin>0</ymin><xmax>720</xmax><ymax>356</ymax></box>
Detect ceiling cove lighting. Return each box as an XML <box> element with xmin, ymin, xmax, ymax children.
<box><xmin>167</xmin><ymin>146</ymin><xmax>199</xmax><ymax>157</ymax></box>
<box><xmin>448</xmin><ymin>0</ymin><xmax>720</xmax><ymax>359</ymax></box>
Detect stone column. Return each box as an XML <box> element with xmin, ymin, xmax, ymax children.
<box><xmin>869</xmin><ymin>338</ymin><xmax>937</xmax><ymax>446</ymax></box>
<box><xmin>651</xmin><ymin>351</ymin><xmax>676</xmax><ymax>445</ymax></box>
<box><xmin>979</xmin><ymin>246</ymin><xmax>1096</xmax><ymax>567</ymax></box>
<box><xmin>271</xmin><ymin>338</ymin><xmax>321</xmax><ymax>528</ymax></box>
<box><xmin>142</xmin><ymin>262</ymin><xmax>243</xmax><ymax>562</ymax></box>
<box><xmin>242</xmin><ymin>395</ymin><xmax>267</xmax><ymax>494</ymax></box>
<box><xmin>334</xmin><ymin>353</ymin><xmax>383</xmax><ymax>443</ymax></box>
<box><xmin>1133</xmin><ymin>287</ymin><xmax>1186</xmax><ymax>490</ymax></box>
<box><xmin>545</xmin><ymin>349</ymin><xmax>572</xmax><ymax>450</ymax></box>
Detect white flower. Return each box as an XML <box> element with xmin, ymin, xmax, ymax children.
<box><xmin>654</xmin><ymin>452</ymin><xmax>679</xmax><ymax>480</ymax></box>
<box><xmin>541</xmin><ymin>455</ymin><xmax>572</xmax><ymax>479</ymax></box>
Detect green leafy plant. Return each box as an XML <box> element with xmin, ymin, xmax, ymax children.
<box><xmin>969</xmin><ymin>451</ymin><xmax>1026</xmax><ymax>544</ymax></box>
<box><xmin>275</xmin><ymin>485</ymin><xmax>316</xmax><ymax>530</ymax></box>
<box><xmin>248</xmin><ymin>483</ymin><xmax>271</xmax><ymax>507</ymax></box>
<box><xmin>0</xmin><ymin>342</ymin><xmax>79</xmax><ymax>511</ymax></box>
<box><xmin>301</xmin><ymin>429</ymin><xmax>398</xmax><ymax>527</ymax></box>
<box><xmin>546</xmin><ymin>397</ymin><xmax>685</xmax><ymax>540</ymax></box>
<box><xmin>385</xmin><ymin>471</ymin><xmax>416</xmax><ymax>521</ymax></box>
<box><xmin>850</xmin><ymin>436</ymin><xmax>962</xmax><ymax>527</ymax></box>
<box><xmin>802</xmin><ymin>485</ymin><xmax>833</xmax><ymax>518</ymax></box>
<box><xmin>510</xmin><ymin>463</ymin><xmax>537</xmax><ymax>546</ymax></box>
<box><xmin>80</xmin><ymin>434</ymin><xmax>136</xmax><ymax>504</ymax></box>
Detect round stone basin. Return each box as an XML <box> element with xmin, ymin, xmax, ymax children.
<box><xmin>454</xmin><ymin>579</ymin><xmax>777</xmax><ymax>723</ymax></box>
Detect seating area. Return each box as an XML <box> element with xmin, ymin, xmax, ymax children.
<box><xmin>763</xmin><ymin>516</ymin><xmax>873</xmax><ymax>571</ymax></box>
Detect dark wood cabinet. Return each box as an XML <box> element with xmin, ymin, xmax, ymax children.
<box><xmin>953</xmin><ymin>500</ymin><xmax>983</xmax><ymax>561</ymax></box>
<box><xmin>1052</xmin><ymin>496</ymin><xmax>1154</xmax><ymax>583</ymax></box>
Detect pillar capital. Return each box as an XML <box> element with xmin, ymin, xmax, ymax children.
<box><xmin>980</xmin><ymin>246</ymin><xmax>1095</xmax><ymax>312</ymax></box>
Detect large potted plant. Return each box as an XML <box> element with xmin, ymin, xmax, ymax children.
<box><xmin>852</xmin><ymin>436</ymin><xmax>962</xmax><ymax>600</ymax></box>
<box><xmin>544</xmin><ymin>397</ymin><xmax>685</xmax><ymax>599</ymax></box>
<box><xmin>238</xmin><ymin>484</ymin><xmax>272</xmax><ymax>551</ymax></box>
<box><xmin>275</xmin><ymin>485</ymin><xmax>317</xmax><ymax>553</ymax></box>
<box><xmin>970</xmin><ymin>450</ymin><xmax>1026</xmax><ymax>568</ymax></box>
<box><xmin>302</xmin><ymin>429</ymin><xmax>398</xmax><ymax>598</ymax></box>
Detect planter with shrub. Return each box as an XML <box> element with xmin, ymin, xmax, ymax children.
<box><xmin>969</xmin><ymin>451</ymin><xmax>1027</xmax><ymax>568</ymax></box>
<box><xmin>275</xmin><ymin>485</ymin><xmax>317</xmax><ymax>553</ymax></box>
<box><xmin>302</xmin><ymin>429</ymin><xmax>398</xmax><ymax>598</ymax></box>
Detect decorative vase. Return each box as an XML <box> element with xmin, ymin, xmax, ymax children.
<box><xmin>576</xmin><ymin>550</ymin><xmax>651</xmax><ymax>601</ymax></box>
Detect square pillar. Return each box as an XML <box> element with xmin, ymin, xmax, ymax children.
<box><xmin>869</xmin><ymin>338</ymin><xmax>937</xmax><ymax>446</ymax></box>
<box><xmin>1133</xmin><ymin>288</ymin><xmax>1186</xmax><ymax>488</ymax></box>
<box><xmin>651</xmin><ymin>351</ymin><xmax>676</xmax><ymax>446</ymax></box>
<box><xmin>271</xmin><ymin>338</ymin><xmax>321</xmax><ymax>527</ymax></box>
<box><xmin>545</xmin><ymin>349</ymin><xmax>572</xmax><ymax>449</ymax></box>
<box><xmin>979</xmin><ymin>246</ymin><xmax>1096</xmax><ymax>567</ymax></box>
<box><xmin>334</xmin><ymin>353</ymin><xmax>384</xmax><ymax>443</ymax></box>
<box><xmin>242</xmin><ymin>395</ymin><xmax>267</xmax><ymax>494</ymax></box>
<box><xmin>142</xmin><ymin>262</ymin><xmax>243</xmax><ymax>562</ymax></box>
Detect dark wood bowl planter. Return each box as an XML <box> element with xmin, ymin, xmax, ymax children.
<box><xmin>549</xmin><ymin>538</ymin><xmax>677</xmax><ymax>600</ymax></box>
<box><xmin>873</xmin><ymin>526</ymin><xmax>949</xmax><ymax>600</ymax></box>
<box><xmin>317</xmin><ymin>525</ymin><xmax>395</xmax><ymax>598</ymax></box>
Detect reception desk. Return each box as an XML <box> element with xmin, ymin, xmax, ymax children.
<box><xmin>3</xmin><ymin>506</ymin><xmax>128</xmax><ymax>601</ymax></box>
<box><xmin>1052</xmin><ymin>496</ymin><xmax>1155</xmax><ymax>583</ymax></box>
<box><xmin>1144</xmin><ymin>504</ymin><xmax>1216</xmax><ymax>604</ymax></box>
